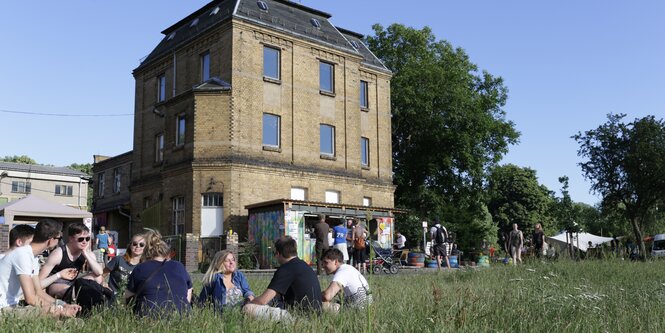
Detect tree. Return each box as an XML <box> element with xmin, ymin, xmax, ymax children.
<box><xmin>574</xmin><ymin>114</ymin><xmax>665</xmax><ymax>260</ymax></box>
<box><xmin>1</xmin><ymin>155</ymin><xmax>37</xmax><ymax>164</ymax></box>
<box><xmin>366</xmin><ymin>24</ymin><xmax>519</xmax><ymax>247</ymax></box>
<box><xmin>68</xmin><ymin>163</ymin><xmax>93</xmax><ymax>210</ymax></box>
<box><xmin>487</xmin><ymin>164</ymin><xmax>553</xmax><ymax>251</ymax></box>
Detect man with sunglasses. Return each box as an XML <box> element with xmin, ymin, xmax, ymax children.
<box><xmin>0</xmin><ymin>219</ymin><xmax>80</xmax><ymax>317</ymax></box>
<box><xmin>39</xmin><ymin>222</ymin><xmax>105</xmax><ymax>299</ymax></box>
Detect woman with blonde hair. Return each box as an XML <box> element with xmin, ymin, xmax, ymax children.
<box><xmin>199</xmin><ymin>250</ymin><xmax>254</xmax><ymax>312</ymax></box>
<box><xmin>104</xmin><ymin>233</ymin><xmax>145</xmax><ymax>295</ymax></box>
<box><xmin>125</xmin><ymin>229</ymin><xmax>192</xmax><ymax>318</ymax></box>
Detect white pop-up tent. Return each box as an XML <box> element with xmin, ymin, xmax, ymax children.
<box><xmin>547</xmin><ymin>231</ymin><xmax>614</xmax><ymax>253</ymax></box>
<box><xmin>0</xmin><ymin>195</ymin><xmax>91</xmax><ymax>225</ymax></box>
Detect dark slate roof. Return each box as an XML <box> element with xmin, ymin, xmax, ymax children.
<box><xmin>193</xmin><ymin>77</ymin><xmax>232</xmax><ymax>91</ymax></box>
<box><xmin>136</xmin><ymin>0</ymin><xmax>390</xmax><ymax>74</ymax></box>
<box><xmin>336</xmin><ymin>26</ymin><xmax>389</xmax><ymax>73</ymax></box>
<box><xmin>0</xmin><ymin>162</ymin><xmax>88</xmax><ymax>177</ymax></box>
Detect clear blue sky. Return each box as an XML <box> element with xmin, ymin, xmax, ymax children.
<box><xmin>1</xmin><ymin>1</ymin><xmax>663</xmax><ymax>205</ymax></box>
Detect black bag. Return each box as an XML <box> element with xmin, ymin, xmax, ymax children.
<box><xmin>63</xmin><ymin>278</ymin><xmax>115</xmax><ymax>316</ymax></box>
<box><xmin>435</xmin><ymin>227</ymin><xmax>447</xmax><ymax>245</ymax></box>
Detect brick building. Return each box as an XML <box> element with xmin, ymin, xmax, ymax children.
<box><xmin>92</xmin><ymin>0</ymin><xmax>395</xmax><ymax>270</ymax></box>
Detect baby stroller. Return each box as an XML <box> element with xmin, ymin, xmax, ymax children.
<box><xmin>369</xmin><ymin>242</ymin><xmax>399</xmax><ymax>274</ymax></box>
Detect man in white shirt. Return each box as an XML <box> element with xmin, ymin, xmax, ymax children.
<box><xmin>394</xmin><ymin>232</ymin><xmax>406</xmax><ymax>249</ymax></box>
<box><xmin>321</xmin><ymin>248</ymin><xmax>372</xmax><ymax>312</ymax></box>
<box><xmin>0</xmin><ymin>219</ymin><xmax>80</xmax><ymax>317</ymax></box>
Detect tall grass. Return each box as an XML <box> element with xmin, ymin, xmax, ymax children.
<box><xmin>2</xmin><ymin>260</ymin><xmax>664</xmax><ymax>332</ymax></box>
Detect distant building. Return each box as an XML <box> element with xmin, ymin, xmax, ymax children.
<box><xmin>0</xmin><ymin>161</ymin><xmax>89</xmax><ymax>210</ymax></box>
<box><xmin>92</xmin><ymin>0</ymin><xmax>396</xmax><ymax>271</ymax></box>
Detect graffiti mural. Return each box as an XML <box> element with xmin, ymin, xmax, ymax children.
<box><xmin>248</xmin><ymin>209</ymin><xmax>284</xmax><ymax>268</ymax></box>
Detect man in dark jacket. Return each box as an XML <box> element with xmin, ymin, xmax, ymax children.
<box><xmin>314</xmin><ymin>214</ymin><xmax>330</xmax><ymax>275</ymax></box>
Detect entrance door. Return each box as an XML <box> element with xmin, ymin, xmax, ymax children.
<box><xmin>201</xmin><ymin>193</ymin><xmax>223</xmax><ymax>236</ymax></box>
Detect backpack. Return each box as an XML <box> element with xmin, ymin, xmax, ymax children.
<box><xmin>435</xmin><ymin>227</ymin><xmax>447</xmax><ymax>245</ymax></box>
<box><xmin>354</xmin><ymin>235</ymin><xmax>366</xmax><ymax>250</ymax></box>
<box><xmin>63</xmin><ymin>278</ymin><xmax>115</xmax><ymax>317</ymax></box>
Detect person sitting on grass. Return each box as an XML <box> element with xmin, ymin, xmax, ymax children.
<box><xmin>320</xmin><ymin>248</ymin><xmax>372</xmax><ymax>312</ymax></box>
<box><xmin>104</xmin><ymin>233</ymin><xmax>145</xmax><ymax>296</ymax></box>
<box><xmin>125</xmin><ymin>229</ymin><xmax>192</xmax><ymax>318</ymax></box>
<box><xmin>0</xmin><ymin>218</ymin><xmax>80</xmax><ymax>318</ymax></box>
<box><xmin>199</xmin><ymin>250</ymin><xmax>254</xmax><ymax>312</ymax></box>
<box><xmin>243</xmin><ymin>236</ymin><xmax>322</xmax><ymax>322</ymax></box>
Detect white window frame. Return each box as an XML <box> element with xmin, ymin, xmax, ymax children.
<box><xmin>363</xmin><ymin>197</ymin><xmax>372</xmax><ymax>207</ymax></box>
<box><xmin>262</xmin><ymin>113</ymin><xmax>281</xmax><ymax>148</ymax></box>
<box><xmin>172</xmin><ymin>196</ymin><xmax>186</xmax><ymax>235</ymax></box>
<box><xmin>361</xmin><ymin>137</ymin><xmax>370</xmax><ymax>167</ymax></box>
<box><xmin>98</xmin><ymin>173</ymin><xmax>105</xmax><ymax>198</ymax></box>
<box><xmin>325</xmin><ymin>190</ymin><xmax>340</xmax><ymax>204</ymax></box>
<box><xmin>157</xmin><ymin>74</ymin><xmax>166</xmax><ymax>102</ymax></box>
<box><xmin>11</xmin><ymin>181</ymin><xmax>31</xmax><ymax>194</ymax></box>
<box><xmin>176</xmin><ymin>115</ymin><xmax>186</xmax><ymax>146</ymax></box>
<box><xmin>113</xmin><ymin>168</ymin><xmax>121</xmax><ymax>193</ymax></box>
<box><xmin>201</xmin><ymin>51</ymin><xmax>210</xmax><ymax>82</ymax></box>
<box><xmin>319</xmin><ymin>61</ymin><xmax>334</xmax><ymax>93</ymax></box>
<box><xmin>263</xmin><ymin>46</ymin><xmax>280</xmax><ymax>80</ymax></box>
<box><xmin>202</xmin><ymin>193</ymin><xmax>223</xmax><ymax>207</ymax></box>
<box><xmin>290</xmin><ymin>187</ymin><xmax>307</xmax><ymax>201</ymax></box>
<box><xmin>320</xmin><ymin>124</ymin><xmax>335</xmax><ymax>156</ymax></box>
<box><xmin>55</xmin><ymin>184</ymin><xmax>73</xmax><ymax>196</ymax></box>
<box><xmin>155</xmin><ymin>133</ymin><xmax>164</xmax><ymax>162</ymax></box>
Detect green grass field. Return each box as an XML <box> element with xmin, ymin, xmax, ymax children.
<box><xmin>2</xmin><ymin>260</ymin><xmax>664</xmax><ymax>332</ymax></box>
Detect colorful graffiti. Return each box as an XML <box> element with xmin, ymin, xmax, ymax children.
<box><xmin>375</xmin><ymin>217</ymin><xmax>394</xmax><ymax>249</ymax></box>
<box><xmin>248</xmin><ymin>209</ymin><xmax>284</xmax><ymax>268</ymax></box>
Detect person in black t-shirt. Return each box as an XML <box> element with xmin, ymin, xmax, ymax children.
<box><xmin>244</xmin><ymin>236</ymin><xmax>322</xmax><ymax>322</ymax></box>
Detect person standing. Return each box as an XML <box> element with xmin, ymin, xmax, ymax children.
<box><xmin>430</xmin><ymin>220</ymin><xmax>450</xmax><ymax>270</ymax></box>
<box><xmin>509</xmin><ymin>223</ymin><xmax>524</xmax><ymax>265</ymax></box>
<box><xmin>0</xmin><ymin>218</ymin><xmax>80</xmax><ymax>318</ymax></box>
<box><xmin>532</xmin><ymin>223</ymin><xmax>545</xmax><ymax>258</ymax></box>
<box><xmin>352</xmin><ymin>219</ymin><xmax>368</xmax><ymax>274</ymax></box>
<box><xmin>332</xmin><ymin>220</ymin><xmax>349</xmax><ymax>264</ymax></box>
<box><xmin>345</xmin><ymin>219</ymin><xmax>355</xmax><ymax>265</ymax></box>
<box><xmin>314</xmin><ymin>214</ymin><xmax>330</xmax><ymax>275</ymax></box>
<box><xmin>244</xmin><ymin>236</ymin><xmax>322</xmax><ymax>322</ymax></box>
<box><xmin>96</xmin><ymin>226</ymin><xmax>109</xmax><ymax>263</ymax></box>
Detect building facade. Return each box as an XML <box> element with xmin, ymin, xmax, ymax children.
<box><xmin>92</xmin><ymin>0</ymin><xmax>395</xmax><ymax>270</ymax></box>
<box><xmin>0</xmin><ymin>162</ymin><xmax>89</xmax><ymax>209</ymax></box>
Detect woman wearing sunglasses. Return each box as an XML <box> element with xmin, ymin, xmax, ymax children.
<box><xmin>199</xmin><ymin>250</ymin><xmax>254</xmax><ymax>312</ymax></box>
<box><xmin>104</xmin><ymin>233</ymin><xmax>145</xmax><ymax>295</ymax></box>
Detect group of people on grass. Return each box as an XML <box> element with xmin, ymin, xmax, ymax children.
<box><xmin>0</xmin><ymin>218</ymin><xmax>371</xmax><ymax>322</ymax></box>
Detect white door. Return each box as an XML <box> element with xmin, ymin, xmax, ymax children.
<box><xmin>201</xmin><ymin>193</ymin><xmax>223</xmax><ymax>237</ymax></box>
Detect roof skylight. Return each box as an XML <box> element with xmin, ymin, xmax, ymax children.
<box><xmin>350</xmin><ymin>40</ymin><xmax>359</xmax><ymax>49</ymax></box>
<box><xmin>310</xmin><ymin>18</ymin><xmax>321</xmax><ymax>28</ymax></box>
<box><xmin>190</xmin><ymin>18</ymin><xmax>199</xmax><ymax>28</ymax></box>
<box><xmin>257</xmin><ymin>1</ymin><xmax>268</xmax><ymax>11</ymax></box>
<box><xmin>167</xmin><ymin>32</ymin><xmax>176</xmax><ymax>40</ymax></box>
<box><xmin>210</xmin><ymin>7</ymin><xmax>220</xmax><ymax>15</ymax></box>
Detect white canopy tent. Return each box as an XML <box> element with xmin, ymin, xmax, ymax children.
<box><xmin>547</xmin><ymin>231</ymin><xmax>614</xmax><ymax>253</ymax></box>
<box><xmin>0</xmin><ymin>195</ymin><xmax>92</xmax><ymax>225</ymax></box>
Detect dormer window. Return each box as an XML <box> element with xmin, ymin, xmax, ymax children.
<box><xmin>257</xmin><ymin>1</ymin><xmax>268</xmax><ymax>11</ymax></box>
<box><xmin>210</xmin><ymin>6</ymin><xmax>220</xmax><ymax>15</ymax></box>
<box><xmin>167</xmin><ymin>32</ymin><xmax>176</xmax><ymax>41</ymax></box>
<box><xmin>350</xmin><ymin>40</ymin><xmax>359</xmax><ymax>49</ymax></box>
<box><xmin>310</xmin><ymin>18</ymin><xmax>321</xmax><ymax>28</ymax></box>
<box><xmin>190</xmin><ymin>18</ymin><xmax>199</xmax><ymax>28</ymax></box>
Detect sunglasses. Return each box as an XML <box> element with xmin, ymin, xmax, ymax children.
<box><xmin>77</xmin><ymin>236</ymin><xmax>91</xmax><ymax>243</ymax></box>
<box><xmin>132</xmin><ymin>242</ymin><xmax>146</xmax><ymax>248</ymax></box>
<box><xmin>53</xmin><ymin>236</ymin><xmax>63</xmax><ymax>241</ymax></box>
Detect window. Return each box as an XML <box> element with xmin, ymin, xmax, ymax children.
<box><xmin>201</xmin><ymin>51</ymin><xmax>210</xmax><ymax>82</ymax></box>
<box><xmin>325</xmin><ymin>190</ymin><xmax>340</xmax><ymax>204</ymax></box>
<box><xmin>172</xmin><ymin>196</ymin><xmax>185</xmax><ymax>235</ymax></box>
<box><xmin>319</xmin><ymin>61</ymin><xmax>334</xmax><ymax>93</ymax></box>
<box><xmin>257</xmin><ymin>1</ymin><xmax>268</xmax><ymax>11</ymax></box>
<box><xmin>157</xmin><ymin>74</ymin><xmax>166</xmax><ymax>102</ymax></box>
<box><xmin>320</xmin><ymin>124</ymin><xmax>335</xmax><ymax>156</ymax></box>
<box><xmin>290</xmin><ymin>187</ymin><xmax>307</xmax><ymax>201</ymax></box>
<box><xmin>143</xmin><ymin>197</ymin><xmax>150</xmax><ymax>209</ymax></box>
<box><xmin>310</xmin><ymin>18</ymin><xmax>321</xmax><ymax>28</ymax></box>
<box><xmin>98</xmin><ymin>173</ymin><xmax>105</xmax><ymax>197</ymax></box>
<box><xmin>363</xmin><ymin>197</ymin><xmax>372</xmax><ymax>207</ymax></box>
<box><xmin>11</xmin><ymin>181</ymin><xmax>31</xmax><ymax>194</ymax></box>
<box><xmin>360</xmin><ymin>80</ymin><xmax>369</xmax><ymax>109</ymax></box>
<box><xmin>202</xmin><ymin>193</ymin><xmax>223</xmax><ymax>207</ymax></box>
<box><xmin>55</xmin><ymin>185</ymin><xmax>73</xmax><ymax>196</ymax></box>
<box><xmin>262</xmin><ymin>113</ymin><xmax>280</xmax><ymax>147</ymax></box>
<box><xmin>361</xmin><ymin>137</ymin><xmax>370</xmax><ymax>167</ymax></box>
<box><xmin>176</xmin><ymin>115</ymin><xmax>186</xmax><ymax>146</ymax></box>
<box><xmin>263</xmin><ymin>46</ymin><xmax>280</xmax><ymax>80</ymax></box>
<box><xmin>155</xmin><ymin>133</ymin><xmax>164</xmax><ymax>162</ymax></box>
<box><xmin>113</xmin><ymin>168</ymin><xmax>121</xmax><ymax>193</ymax></box>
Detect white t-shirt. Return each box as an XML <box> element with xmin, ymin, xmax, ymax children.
<box><xmin>332</xmin><ymin>264</ymin><xmax>371</xmax><ymax>307</ymax></box>
<box><xmin>0</xmin><ymin>245</ymin><xmax>39</xmax><ymax>308</ymax></box>
<box><xmin>396</xmin><ymin>235</ymin><xmax>406</xmax><ymax>248</ymax></box>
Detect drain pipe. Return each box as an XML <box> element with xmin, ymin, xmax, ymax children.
<box><xmin>117</xmin><ymin>206</ymin><xmax>132</xmax><ymax>239</ymax></box>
